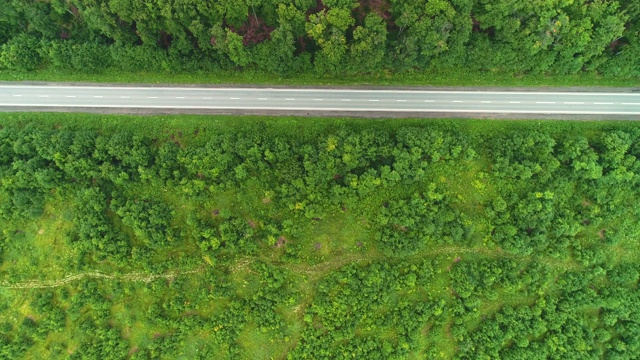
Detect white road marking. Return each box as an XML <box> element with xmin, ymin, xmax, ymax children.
<box><xmin>257</xmin><ymin>98</ymin><xmax>267</xmax><ymax>100</ymax></box>
<box><xmin>2</xmin><ymin>85</ymin><xmax>635</xmax><ymax>117</ymax></box>
<box><xmin>230</xmin><ymin>97</ymin><xmax>240</xmax><ymax>100</ymax></box>
<box><xmin>176</xmin><ymin>97</ymin><xmax>185</xmax><ymax>99</ymax></box>
<box><xmin>4</xmin><ymin>85</ymin><xmax>637</xmax><ymax>97</ymax></box>
<box><xmin>341</xmin><ymin>99</ymin><xmax>351</xmax><ymax>101</ymax></box>
<box><xmin>285</xmin><ymin>98</ymin><xmax>295</xmax><ymax>100</ymax></box>
<box><xmin>481</xmin><ymin>101</ymin><xmax>492</xmax><ymax>103</ymax></box>
<box><xmin>203</xmin><ymin>97</ymin><xmax>213</xmax><ymax>99</ymax></box>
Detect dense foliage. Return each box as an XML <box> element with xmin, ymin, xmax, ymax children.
<box><xmin>0</xmin><ymin>115</ymin><xmax>639</xmax><ymax>358</ymax></box>
<box><xmin>0</xmin><ymin>0</ymin><xmax>638</xmax><ymax>77</ymax></box>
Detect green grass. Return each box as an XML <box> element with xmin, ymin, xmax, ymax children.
<box><xmin>0</xmin><ymin>112</ymin><xmax>637</xmax><ymax>142</ymax></box>
<box><xmin>1</xmin><ymin>67</ymin><xmax>638</xmax><ymax>87</ymax></box>
<box><xmin>0</xmin><ymin>194</ymin><xmax>78</xmax><ymax>282</ymax></box>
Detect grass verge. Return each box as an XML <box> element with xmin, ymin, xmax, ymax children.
<box><xmin>1</xmin><ymin>68</ymin><xmax>638</xmax><ymax>88</ymax></box>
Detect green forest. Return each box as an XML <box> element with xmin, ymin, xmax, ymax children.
<box><xmin>1</xmin><ymin>0</ymin><xmax>639</xmax><ymax>79</ymax></box>
<box><xmin>0</xmin><ymin>114</ymin><xmax>639</xmax><ymax>358</ymax></box>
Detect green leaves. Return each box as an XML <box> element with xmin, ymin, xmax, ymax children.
<box><xmin>469</xmin><ymin>0</ymin><xmax>628</xmax><ymax>74</ymax></box>
<box><xmin>349</xmin><ymin>13</ymin><xmax>387</xmax><ymax>72</ymax></box>
<box><xmin>0</xmin><ymin>0</ymin><xmax>637</xmax><ymax>77</ymax></box>
<box><xmin>0</xmin><ymin>33</ymin><xmax>42</xmax><ymax>71</ymax></box>
<box><xmin>111</xmin><ymin>196</ymin><xmax>175</xmax><ymax>248</ymax></box>
<box><xmin>291</xmin><ymin>261</ymin><xmax>436</xmax><ymax>358</ymax></box>
<box><xmin>225</xmin><ymin>30</ymin><xmax>249</xmax><ymax>67</ymax></box>
<box><xmin>376</xmin><ymin>190</ymin><xmax>468</xmax><ymax>255</ymax></box>
<box><xmin>306</xmin><ymin>9</ymin><xmax>355</xmax><ymax>74</ymax></box>
<box><xmin>2</xmin><ymin>119</ymin><xmax>640</xmax><ymax>358</ymax></box>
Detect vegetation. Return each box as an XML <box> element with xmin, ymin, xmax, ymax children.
<box><xmin>0</xmin><ymin>0</ymin><xmax>639</xmax><ymax>84</ymax></box>
<box><xmin>0</xmin><ymin>113</ymin><xmax>639</xmax><ymax>358</ymax></box>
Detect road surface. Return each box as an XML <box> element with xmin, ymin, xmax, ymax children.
<box><xmin>0</xmin><ymin>85</ymin><xmax>638</xmax><ymax>117</ymax></box>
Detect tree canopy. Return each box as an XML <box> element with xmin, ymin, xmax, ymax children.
<box><xmin>0</xmin><ymin>0</ymin><xmax>638</xmax><ymax>77</ymax></box>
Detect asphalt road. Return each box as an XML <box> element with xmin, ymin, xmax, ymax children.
<box><xmin>0</xmin><ymin>85</ymin><xmax>639</xmax><ymax>117</ymax></box>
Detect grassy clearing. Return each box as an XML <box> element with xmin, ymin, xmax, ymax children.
<box><xmin>0</xmin><ymin>195</ymin><xmax>78</xmax><ymax>282</ymax></box>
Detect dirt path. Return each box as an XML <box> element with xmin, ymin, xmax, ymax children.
<box><xmin>1</xmin><ymin>244</ymin><xmax>579</xmax><ymax>290</ymax></box>
<box><xmin>0</xmin><ymin>267</ymin><xmax>203</xmax><ymax>289</ymax></box>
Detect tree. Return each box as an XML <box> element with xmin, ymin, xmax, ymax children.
<box><xmin>110</xmin><ymin>195</ymin><xmax>175</xmax><ymax>248</ymax></box>
<box><xmin>306</xmin><ymin>8</ymin><xmax>355</xmax><ymax>74</ymax></box>
<box><xmin>349</xmin><ymin>13</ymin><xmax>387</xmax><ymax>73</ymax></box>
<box><xmin>0</xmin><ymin>34</ymin><xmax>42</xmax><ymax>70</ymax></box>
<box><xmin>225</xmin><ymin>30</ymin><xmax>249</xmax><ymax>67</ymax></box>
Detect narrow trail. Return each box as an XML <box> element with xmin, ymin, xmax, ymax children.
<box><xmin>0</xmin><ymin>267</ymin><xmax>203</xmax><ymax>289</ymax></box>
<box><xmin>282</xmin><ymin>244</ymin><xmax>581</xmax><ymax>280</ymax></box>
<box><xmin>1</xmin><ymin>245</ymin><xmax>579</xmax><ymax>290</ymax></box>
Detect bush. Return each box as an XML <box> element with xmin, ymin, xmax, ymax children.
<box><xmin>0</xmin><ymin>34</ymin><xmax>42</xmax><ymax>70</ymax></box>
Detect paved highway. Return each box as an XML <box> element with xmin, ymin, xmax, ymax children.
<box><xmin>0</xmin><ymin>85</ymin><xmax>639</xmax><ymax>117</ymax></box>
